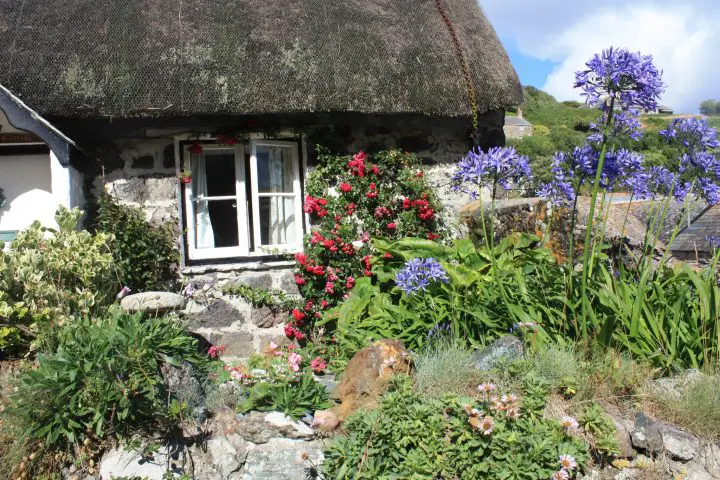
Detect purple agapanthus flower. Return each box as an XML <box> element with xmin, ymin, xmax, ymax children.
<box><xmin>538</xmin><ymin>146</ymin><xmax>650</xmax><ymax>205</ymax></box>
<box><xmin>658</xmin><ymin>117</ymin><xmax>720</xmax><ymax>204</ymax></box>
<box><xmin>587</xmin><ymin>110</ymin><xmax>642</xmax><ymax>144</ymax></box>
<box><xmin>395</xmin><ymin>258</ymin><xmax>449</xmax><ymax>295</ymax></box>
<box><xmin>660</xmin><ymin>117</ymin><xmax>720</xmax><ymax>152</ymax></box>
<box><xmin>574</xmin><ymin>47</ymin><xmax>664</xmax><ymax>112</ymax></box>
<box><xmin>452</xmin><ymin>146</ymin><xmax>532</xmax><ymax>199</ymax></box>
<box><xmin>706</xmin><ymin>236</ymin><xmax>720</xmax><ymax>250</ymax></box>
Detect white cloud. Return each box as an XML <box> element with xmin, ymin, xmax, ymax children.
<box><xmin>481</xmin><ymin>1</ymin><xmax>720</xmax><ymax>113</ymax></box>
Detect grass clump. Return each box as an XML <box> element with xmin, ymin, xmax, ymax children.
<box><xmin>652</xmin><ymin>372</ymin><xmax>720</xmax><ymax>441</ymax></box>
<box><xmin>414</xmin><ymin>335</ymin><xmax>478</xmax><ymax>398</ymax></box>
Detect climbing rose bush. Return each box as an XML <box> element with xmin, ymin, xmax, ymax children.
<box><xmin>287</xmin><ymin>149</ymin><xmax>447</xmax><ymax>339</ymax></box>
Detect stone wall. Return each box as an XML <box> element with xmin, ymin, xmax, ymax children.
<box><xmin>86</xmin><ymin>112</ymin><xmax>504</xmax><ymax>355</ymax></box>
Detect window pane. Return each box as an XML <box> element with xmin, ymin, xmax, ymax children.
<box><xmin>203</xmin><ymin>152</ymin><xmax>236</xmax><ymax>197</ymax></box>
<box><xmin>259</xmin><ymin>197</ymin><xmax>296</xmax><ymax>246</ymax></box>
<box><xmin>194</xmin><ymin>199</ymin><xmax>239</xmax><ymax>249</ymax></box>
<box><xmin>256</xmin><ymin>145</ymin><xmax>295</xmax><ymax>193</ymax></box>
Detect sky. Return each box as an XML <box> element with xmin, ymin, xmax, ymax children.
<box><xmin>480</xmin><ymin>0</ymin><xmax>720</xmax><ymax>113</ymax></box>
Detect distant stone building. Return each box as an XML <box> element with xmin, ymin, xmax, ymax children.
<box><xmin>504</xmin><ymin>109</ymin><xmax>533</xmax><ymax>139</ymax></box>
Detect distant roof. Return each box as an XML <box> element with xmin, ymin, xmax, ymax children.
<box><xmin>0</xmin><ymin>0</ymin><xmax>523</xmax><ymax>120</ymax></box>
<box><xmin>504</xmin><ymin>115</ymin><xmax>532</xmax><ymax>126</ymax></box>
<box><xmin>671</xmin><ymin>204</ymin><xmax>718</xmax><ymax>253</ymax></box>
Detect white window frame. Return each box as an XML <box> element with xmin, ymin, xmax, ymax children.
<box><xmin>249</xmin><ymin>139</ymin><xmax>304</xmax><ymax>254</ymax></box>
<box><xmin>179</xmin><ymin>136</ymin><xmax>303</xmax><ymax>261</ymax></box>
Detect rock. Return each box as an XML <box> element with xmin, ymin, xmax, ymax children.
<box><xmin>186</xmin><ymin>299</ymin><xmax>245</xmax><ymax>329</ymax></box>
<box><xmin>312</xmin><ymin>410</ymin><xmax>340</xmax><ymax>432</ymax></box>
<box><xmin>650</xmin><ymin>369</ymin><xmax>706</xmax><ymax>401</ymax></box>
<box><xmin>99</xmin><ymin>445</ymin><xmax>181</xmax><ymax>479</ymax></box>
<box><xmin>252</xmin><ymin>307</ymin><xmax>286</xmax><ymax>328</ymax></box>
<box><xmin>333</xmin><ymin>339</ymin><xmax>412</xmax><ymax>420</ymax></box>
<box><xmin>234</xmin><ymin>411</ymin><xmax>315</xmax><ymax>444</ymax></box>
<box><xmin>658</xmin><ymin>423</ymin><xmax>699</xmax><ymax>462</ymax></box>
<box><xmin>314</xmin><ymin>373</ymin><xmax>338</xmax><ymax>395</ymax></box>
<box><xmin>121</xmin><ymin>291</ymin><xmax>186</xmax><ymax>313</ymax></box>
<box><xmin>240</xmin><ymin>438</ymin><xmax>324</xmax><ymax>480</ymax></box>
<box><xmin>206</xmin><ymin>331</ymin><xmax>255</xmax><ymax>357</ymax></box>
<box><xmin>471</xmin><ymin>336</ymin><xmax>524</xmax><ymax>371</ymax></box>
<box><xmin>608</xmin><ymin>414</ymin><xmax>635</xmax><ymax>458</ymax></box>
<box><xmin>631</xmin><ymin>412</ymin><xmax>663</xmax><ymax>454</ymax></box>
<box><xmin>204</xmin><ymin>435</ymin><xmax>247</xmax><ymax>478</ymax></box>
<box><xmin>702</xmin><ymin>443</ymin><xmax>720</xmax><ymax>478</ymax></box>
<box><xmin>632</xmin><ymin>412</ymin><xmax>700</xmax><ymax>462</ymax></box>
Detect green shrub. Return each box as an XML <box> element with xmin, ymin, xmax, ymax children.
<box><xmin>290</xmin><ymin>148</ymin><xmax>448</xmax><ymax>340</ymax></box>
<box><xmin>94</xmin><ymin>194</ymin><xmax>178</xmax><ymax>292</ymax></box>
<box><xmin>3</xmin><ymin>309</ymin><xmax>207</xmax><ymax>450</ymax></box>
<box><xmin>0</xmin><ymin>207</ymin><xmax>117</xmax><ymax>353</ymax></box>
<box><xmin>322</xmin><ymin>376</ymin><xmax>588</xmax><ymax>479</ymax></box>
<box><xmin>325</xmin><ymin>234</ymin><xmax>566</xmax><ymax>354</ymax></box>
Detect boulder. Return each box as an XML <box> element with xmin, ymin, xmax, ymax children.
<box><xmin>606</xmin><ymin>413</ymin><xmax>635</xmax><ymax>458</ymax></box>
<box><xmin>659</xmin><ymin>423</ymin><xmax>700</xmax><ymax>462</ymax></box>
<box><xmin>333</xmin><ymin>339</ymin><xmax>412</xmax><ymax>420</ymax></box>
<box><xmin>240</xmin><ymin>438</ymin><xmax>324</xmax><ymax>480</ymax></box>
<box><xmin>311</xmin><ymin>410</ymin><xmax>340</xmax><ymax>432</ymax></box>
<box><xmin>233</xmin><ymin>411</ymin><xmax>315</xmax><ymax>444</ymax></box>
<box><xmin>631</xmin><ymin>412</ymin><xmax>663</xmax><ymax>454</ymax></box>
<box><xmin>121</xmin><ymin>291</ymin><xmax>186</xmax><ymax>313</ymax></box>
<box><xmin>99</xmin><ymin>445</ymin><xmax>182</xmax><ymax>479</ymax></box>
<box><xmin>471</xmin><ymin>336</ymin><xmax>524</xmax><ymax>371</ymax></box>
<box><xmin>632</xmin><ymin>412</ymin><xmax>700</xmax><ymax>462</ymax></box>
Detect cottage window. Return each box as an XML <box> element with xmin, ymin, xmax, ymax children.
<box><xmin>182</xmin><ymin>139</ymin><xmax>303</xmax><ymax>260</ymax></box>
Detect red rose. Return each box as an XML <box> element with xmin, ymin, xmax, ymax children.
<box><xmin>384</xmin><ymin>252</ymin><xmax>392</xmax><ymax>259</ymax></box>
<box><xmin>416</xmin><ymin>171</ymin><xmax>424</xmax><ymax>178</ymax></box>
<box><xmin>294</xmin><ymin>274</ymin><xmax>306</xmax><ymax>285</ymax></box>
<box><xmin>188</xmin><ymin>142</ymin><xmax>203</xmax><ymax>155</ymax></box>
<box><xmin>403</xmin><ymin>197</ymin><xmax>410</xmax><ymax>209</ymax></box>
<box><xmin>354</xmin><ymin>151</ymin><xmax>367</xmax><ymax>162</ymax></box>
<box><xmin>284</xmin><ymin>323</ymin><xmax>296</xmax><ymax>339</ymax></box>
<box><xmin>295</xmin><ymin>253</ymin><xmax>307</xmax><ymax>265</ymax></box>
<box><xmin>427</xmin><ymin>233</ymin><xmax>440</xmax><ymax>240</ymax></box>
<box><xmin>387</xmin><ymin>222</ymin><xmax>397</xmax><ymax>230</ymax></box>
<box><xmin>321</xmin><ymin>300</ymin><xmax>329</xmax><ymax>309</ymax></box>
<box><xmin>346</xmin><ymin>276</ymin><xmax>355</xmax><ymax>289</ymax></box>
<box><xmin>292</xmin><ymin>309</ymin><xmax>306</xmax><ymax>322</ymax></box>
<box><xmin>294</xmin><ymin>329</ymin><xmax>306</xmax><ymax>341</ymax></box>
<box><xmin>371</xmin><ymin>164</ymin><xmax>380</xmax><ymax>175</ymax></box>
<box><xmin>364</xmin><ymin>269</ymin><xmax>372</xmax><ymax>277</ymax></box>
<box><xmin>323</xmin><ymin>239</ymin><xmax>335</xmax><ymax>248</ymax></box>
<box><xmin>339</xmin><ymin>182</ymin><xmax>352</xmax><ymax>193</ymax></box>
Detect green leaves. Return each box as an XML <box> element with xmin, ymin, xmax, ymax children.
<box><xmin>321</xmin><ymin>377</ymin><xmax>588</xmax><ymax>480</ymax></box>
<box><xmin>94</xmin><ymin>194</ymin><xmax>178</xmax><ymax>293</ymax></box>
<box><xmin>237</xmin><ymin>373</ymin><xmax>331</xmax><ymax>420</ymax></box>
<box><xmin>5</xmin><ymin>310</ymin><xmax>208</xmax><ymax>448</ymax></box>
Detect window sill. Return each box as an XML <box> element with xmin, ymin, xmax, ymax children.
<box><xmin>181</xmin><ymin>259</ymin><xmax>295</xmax><ymax>275</ymax></box>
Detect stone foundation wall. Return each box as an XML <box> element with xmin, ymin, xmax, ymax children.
<box><xmin>86</xmin><ymin>113</ymin><xmax>505</xmax><ymax>355</ymax></box>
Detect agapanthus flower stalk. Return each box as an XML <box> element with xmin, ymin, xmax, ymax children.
<box><xmin>395</xmin><ymin>257</ymin><xmax>449</xmax><ymax>296</ymax></box>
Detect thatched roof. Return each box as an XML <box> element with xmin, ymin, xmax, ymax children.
<box><xmin>0</xmin><ymin>0</ymin><xmax>522</xmax><ymax>120</ymax></box>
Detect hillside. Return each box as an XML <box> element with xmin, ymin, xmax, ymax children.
<box><xmin>507</xmin><ymin>87</ymin><xmax>693</xmax><ymax>189</ymax></box>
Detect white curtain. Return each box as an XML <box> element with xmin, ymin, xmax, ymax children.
<box><xmin>191</xmin><ymin>154</ymin><xmax>215</xmax><ymax>249</ymax></box>
<box><xmin>267</xmin><ymin>147</ymin><xmax>295</xmax><ymax>245</ymax></box>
